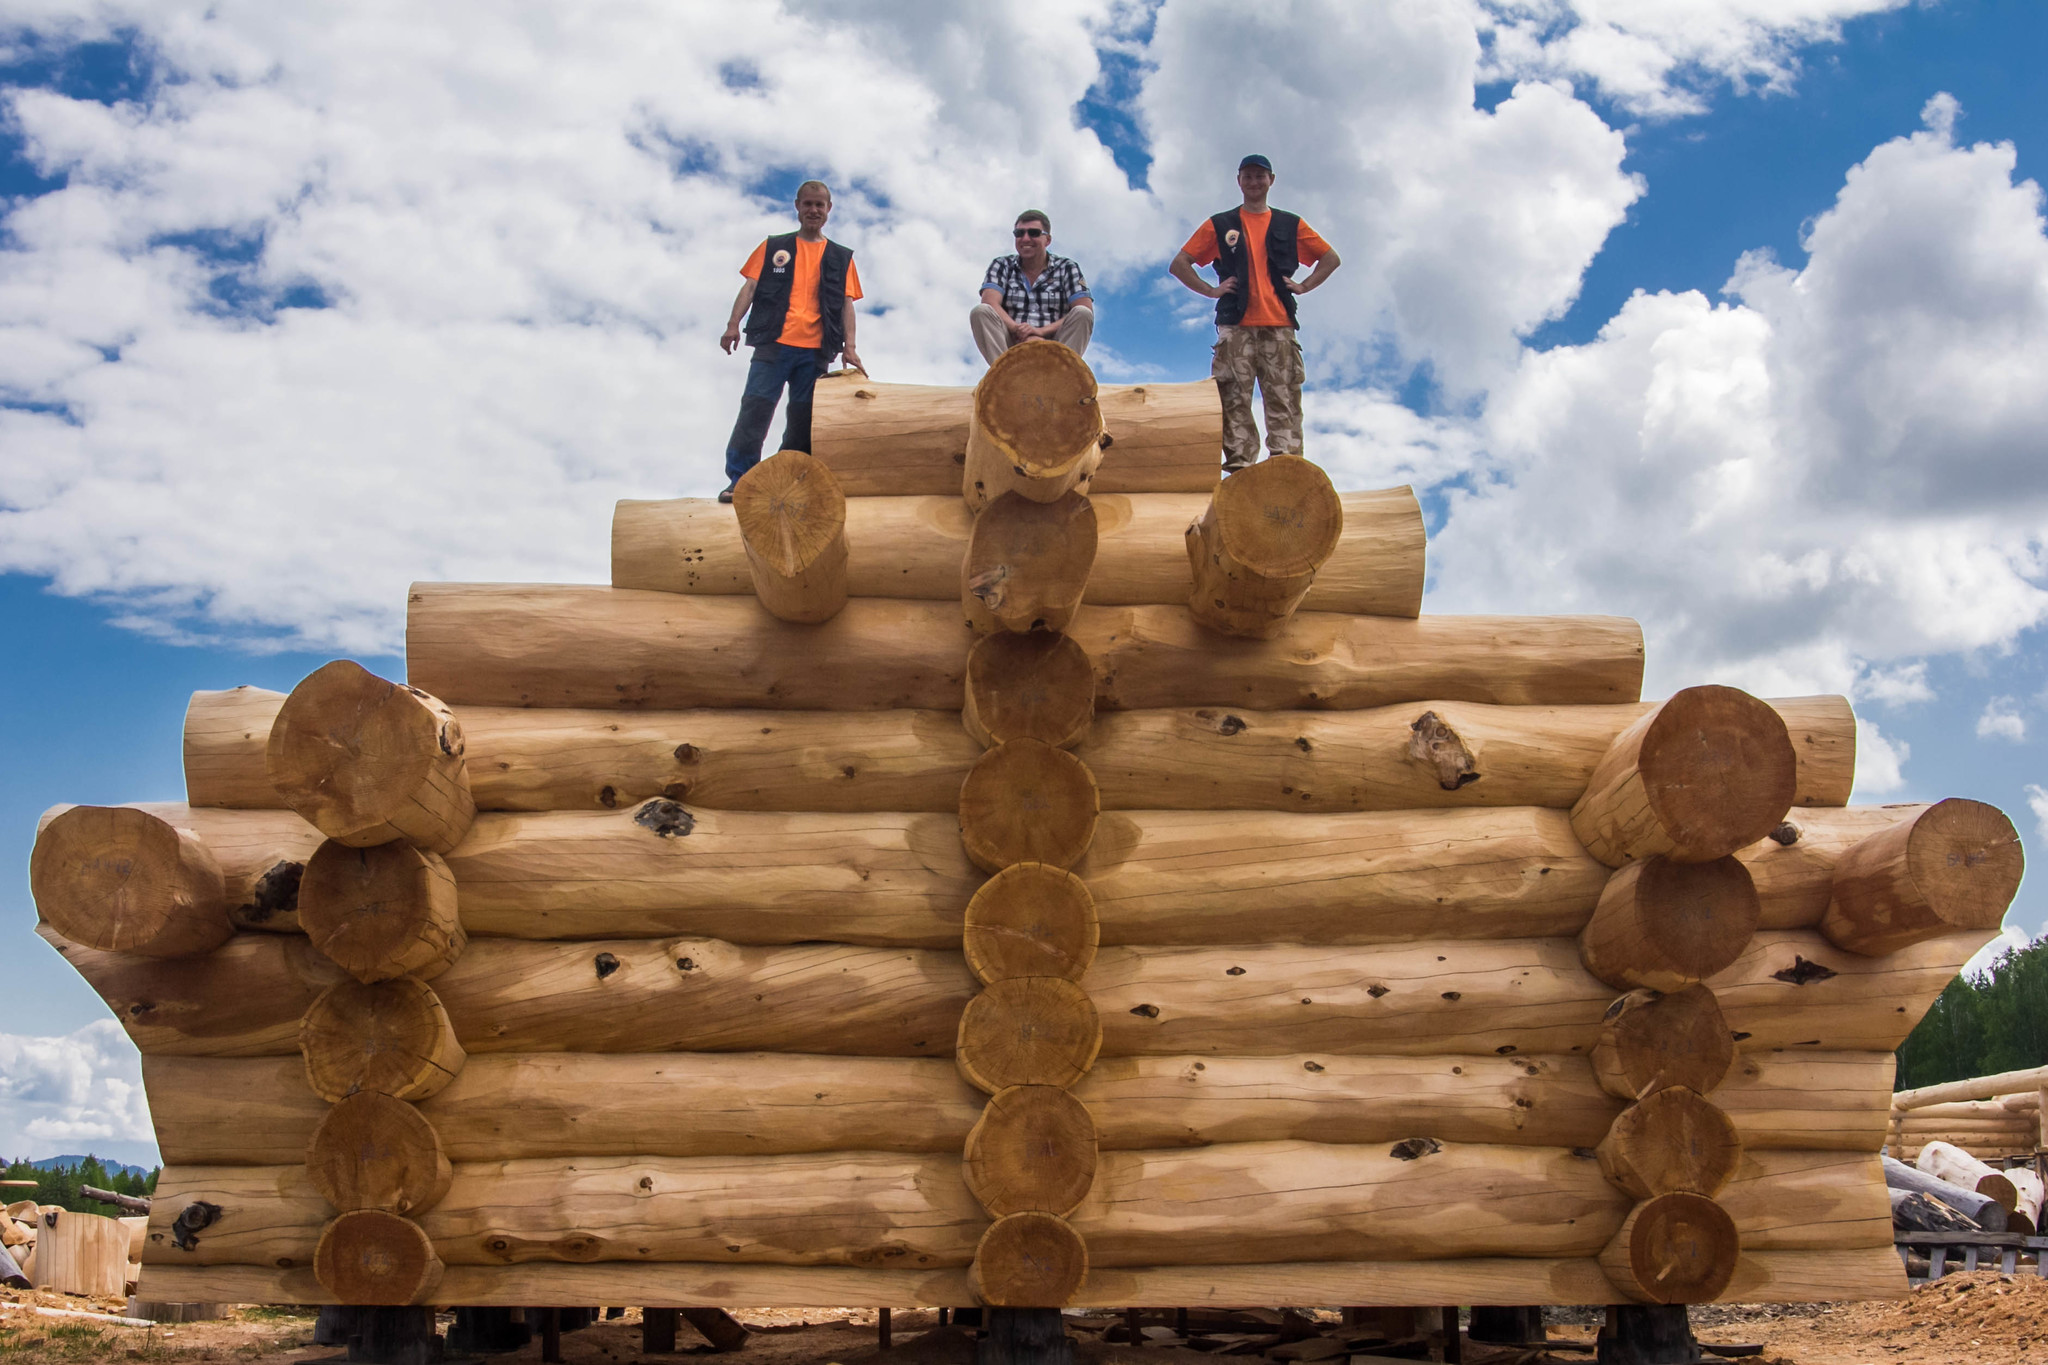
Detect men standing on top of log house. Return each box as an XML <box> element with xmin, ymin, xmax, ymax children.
<box><xmin>717</xmin><ymin>180</ymin><xmax>864</xmax><ymax>503</ymax></box>
<box><xmin>1169</xmin><ymin>155</ymin><xmax>1341</xmax><ymax>473</ymax></box>
<box><xmin>970</xmin><ymin>209</ymin><xmax>1095</xmax><ymax>364</ymax></box>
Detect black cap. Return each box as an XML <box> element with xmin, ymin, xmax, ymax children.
<box><xmin>1238</xmin><ymin>153</ymin><xmax>1273</xmax><ymax>172</ymax></box>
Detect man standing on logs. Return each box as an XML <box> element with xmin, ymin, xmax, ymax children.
<box><xmin>971</xmin><ymin>210</ymin><xmax>1095</xmax><ymax>363</ymax></box>
<box><xmin>1169</xmin><ymin>155</ymin><xmax>1340</xmax><ymax>473</ymax></box>
<box><xmin>717</xmin><ymin>180</ymin><xmax>864</xmax><ymax>502</ymax></box>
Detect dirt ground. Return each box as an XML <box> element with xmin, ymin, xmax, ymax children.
<box><xmin>4</xmin><ymin>1276</ymin><xmax>2044</xmax><ymax>1364</ymax></box>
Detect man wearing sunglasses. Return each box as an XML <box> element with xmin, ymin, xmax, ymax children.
<box><xmin>970</xmin><ymin>210</ymin><xmax>1094</xmax><ymax>364</ymax></box>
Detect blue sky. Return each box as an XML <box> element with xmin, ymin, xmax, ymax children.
<box><xmin>3</xmin><ymin>1</ymin><xmax>2046</xmax><ymax>1164</ymax></box>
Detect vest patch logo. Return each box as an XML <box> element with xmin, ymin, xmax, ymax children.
<box><xmin>1224</xmin><ymin>229</ymin><xmax>1240</xmax><ymax>247</ymax></box>
<box><xmin>771</xmin><ymin>249</ymin><xmax>792</xmax><ymax>268</ymax></box>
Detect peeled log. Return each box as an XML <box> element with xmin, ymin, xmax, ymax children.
<box><xmin>964</xmin><ymin>1085</ymin><xmax>1098</xmax><ymax>1217</ymax></box>
<box><xmin>299</xmin><ymin>840</ymin><xmax>464</xmax><ymax>983</ymax></box>
<box><xmin>964</xmin><ymin>341</ymin><xmax>1105</xmax><ymax>509</ymax></box>
<box><xmin>407</xmin><ymin>586</ymin><xmax>1643</xmax><ymax>712</ymax></box>
<box><xmin>1571</xmin><ymin>686</ymin><xmax>1797</xmax><ymax>867</ymax></box>
<box><xmin>1596</xmin><ymin>1088</ymin><xmax>1742</xmax><ymax>1198</ymax></box>
<box><xmin>1718</xmin><ymin>1150</ymin><xmax>1891</xmax><ymax>1252</ymax></box>
<box><xmin>957</xmin><ymin>977</ymin><xmax>1101</xmax><ymax>1093</ymax></box>
<box><xmin>1703</xmin><ymin>929</ymin><xmax>1997</xmax><ymax>1053</ymax></box>
<box><xmin>30</xmin><ymin>805</ymin><xmax>231</xmax><ymax>958</ymax></box>
<box><xmin>964</xmin><ymin>863</ymin><xmax>1098</xmax><ymax>985</ymax></box>
<box><xmin>1579</xmin><ymin>857</ymin><xmax>1760</xmax><ymax>992</ymax></box>
<box><xmin>185</xmin><ymin>686</ymin><xmax>287</xmax><ymax>807</ymax></box>
<box><xmin>39</xmin><ymin>801</ymin><xmax>322</xmax><ymax>934</ymax></box>
<box><xmin>266</xmin><ymin>661</ymin><xmax>474</xmax><ymax>853</ymax></box>
<box><xmin>314</xmin><ymin>1210</ymin><xmax>442</xmax><ymax>1305</ymax></box>
<box><xmin>1186</xmin><ymin>457</ymin><xmax>1343</xmax><ymax>639</ymax></box>
<box><xmin>963</xmin><ymin>492</ymin><xmax>1098</xmax><ymax>635</ymax></box>
<box><xmin>733</xmin><ymin>449</ymin><xmax>849</xmax><ymax>624</ymax></box>
<box><xmin>970</xmin><ymin>1212</ymin><xmax>1088</xmax><ymax>1308</ymax></box>
<box><xmin>1819</xmin><ymin>798</ymin><xmax>2024</xmax><ymax>956</ymax></box>
<box><xmin>613</xmin><ymin>488</ymin><xmax>1422</xmax><ymax>618</ymax></box>
<box><xmin>1589</xmin><ymin>987</ymin><xmax>1733</xmax><ymax>1102</ymax></box>
<box><xmin>964</xmin><ymin>633</ymin><xmax>1095</xmax><ymax>750</ymax></box>
<box><xmin>300</xmin><ymin>977</ymin><xmax>465</xmax><ymax>1103</ymax></box>
<box><xmin>1916</xmin><ymin>1140</ymin><xmax>2018</xmax><ymax>1210</ymax></box>
<box><xmin>1598</xmin><ymin>1194</ymin><xmax>1738</xmax><ymax>1304</ymax></box>
<box><xmin>958</xmin><ymin>740</ymin><xmax>1099</xmax><ymax>873</ymax></box>
<box><xmin>306</xmin><ymin>1091</ymin><xmax>452</xmax><ymax>1216</ymax></box>
<box><xmin>812</xmin><ymin>373</ymin><xmax>1216</xmax><ymax>498</ymax></box>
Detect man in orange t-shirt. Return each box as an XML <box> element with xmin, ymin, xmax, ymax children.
<box><xmin>717</xmin><ymin>180</ymin><xmax>864</xmax><ymax>501</ymax></box>
<box><xmin>1170</xmin><ymin>155</ymin><xmax>1341</xmax><ymax>473</ymax></box>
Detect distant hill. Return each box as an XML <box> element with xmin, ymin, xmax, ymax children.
<box><xmin>26</xmin><ymin>1154</ymin><xmax>154</xmax><ymax>1180</ymax></box>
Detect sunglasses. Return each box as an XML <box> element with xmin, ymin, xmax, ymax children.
<box><xmin>1013</xmin><ymin>227</ymin><xmax>1045</xmax><ymax>238</ymax></box>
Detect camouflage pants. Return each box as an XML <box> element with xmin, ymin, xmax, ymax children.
<box><xmin>1211</xmin><ymin>325</ymin><xmax>1304</xmax><ymax>469</ymax></box>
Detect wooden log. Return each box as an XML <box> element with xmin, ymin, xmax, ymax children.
<box><xmin>28</xmin><ymin>1208</ymin><xmax>130</xmax><ymax>1299</ymax></box>
<box><xmin>1915</xmin><ymin>1139</ymin><xmax>2018</xmax><ymax>1210</ymax></box>
<box><xmin>964</xmin><ymin>1085</ymin><xmax>1098</xmax><ymax>1217</ymax></box>
<box><xmin>1892</xmin><ymin>1063</ymin><xmax>2048</xmax><ymax>1110</ymax></box>
<box><xmin>2010</xmin><ymin>1166</ymin><xmax>2045</xmax><ymax>1231</ymax></box>
<box><xmin>731</xmin><ymin>449</ymin><xmax>849</xmax><ymax>624</ymax></box>
<box><xmin>1819</xmin><ymin>798</ymin><xmax>2024</xmax><ymax>955</ymax></box>
<box><xmin>314</xmin><ymin>1211</ymin><xmax>443</xmax><ymax>1305</ymax></box>
<box><xmin>963</xmin><ymin>493</ymin><xmax>1098</xmax><ymax>634</ymax></box>
<box><xmin>30</xmin><ymin>805</ymin><xmax>231</xmax><ymax>958</ymax></box>
<box><xmin>811</xmin><ymin>373</ymin><xmax>1216</xmax><ymax>498</ymax></box>
<box><xmin>959</xmin><ymin>740</ymin><xmax>1099</xmax><ymax>872</ymax></box>
<box><xmin>964</xmin><ymin>863</ymin><xmax>1098</xmax><ymax>985</ymax></box>
<box><xmin>964</xmin><ymin>341</ymin><xmax>1106</xmax><ymax>508</ymax></box>
<box><xmin>406</xmin><ymin>587</ymin><xmax>1644</xmax><ymax>712</ymax></box>
<box><xmin>970</xmin><ymin>1212</ymin><xmax>1088</xmax><ymax>1308</ymax></box>
<box><xmin>1186</xmin><ymin>457</ymin><xmax>1344</xmax><ymax>639</ymax></box>
<box><xmin>1890</xmin><ymin>1189</ymin><xmax>1982</xmax><ymax>1233</ymax></box>
<box><xmin>1712</xmin><ymin>1051</ymin><xmax>1892</xmax><ymax>1151</ymax></box>
<box><xmin>1578</xmin><ymin>857</ymin><xmax>1760</xmax><ymax>992</ymax></box>
<box><xmin>1743</xmin><ymin>804</ymin><xmax>1920</xmax><ymax>930</ymax></box>
<box><xmin>42</xmin><ymin>801</ymin><xmax>321</xmax><ymax>933</ymax></box>
<box><xmin>185</xmin><ymin>686</ymin><xmax>288</xmax><ymax>807</ymax></box>
<box><xmin>964</xmin><ymin>633</ymin><xmax>1096</xmax><ymax>750</ymax></box>
<box><xmin>1704</xmin><ymin>928</ymin><xmax>1998</xmax><ymax>1052</ymax></box>
<box><xmin>1596</xmin><ymin>1088</ymin><xmax>1742</xmax><ymax>1197</ymax></box>
<box><xmin>1571</xmin><ymin>686</ymin><xmax>1797</xmax><ymax>867</ymax></box>
<box><xmin>306</xmin><ymin>1091</ymin><xmax>452</xmax><ymax>1216</ymax></box>
<box><xmin>1718</xmin><ymin>1150</ymin><xmax>1891</xmax><ymax>1252</ymax></box>
<box><xmin>266</xmin><ymin>661</ymin><xmax>474</xmax><ymax>853</ymax></box>
<box><xmin>1597</xmin><ymin>1194</ymin><xmax>1738</xmax><ymax>1304</ymax></box>
<box><xmin>299</xmin><ymin>840</ymin><xmax>464</xmax><ymax>983</ymax></box>
<box><xmin>300</xmin><ymin>976</ymin><xmax>465</xmax><ymax>1103</ymax></box>
<box><xmin>957</xmin><ymin>977</ymin><xmax>1101</xmax><ymax>1093</ymax></box>
<box><xmin>613</xmin><ymin>488</ymin><xmax>1424</xmax><ymax>618</ymax></box>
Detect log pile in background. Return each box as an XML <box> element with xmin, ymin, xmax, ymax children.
<box><xmin>28</xmin><ymin>347</ymin><xmax>2025</xmax><ymax>1313</ymax></box>
<box><xmin>1887</xmin><ymin>1062</ymin><xmax>2048</xmax><ymax>1165</ymax></box>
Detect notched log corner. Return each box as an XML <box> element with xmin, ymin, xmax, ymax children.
<box><xmin>1389</xmin><ymin>1137</ymin><xmax>1442</xmax><ymax>1161</ymax></box>
<box><xmin>1771</xmin><ymin>955</ymin><xmax>1839</xmax><ymax>986</ymax></box>
<box><xmin>634</xmin><ymin>799</ymin><xmax>696</xmax><ymax>838</ymax></box>
<box><xmin>1408</xmin><ymin>711</ymin><xmax>1479</xmax><ymax>790</ymax></box>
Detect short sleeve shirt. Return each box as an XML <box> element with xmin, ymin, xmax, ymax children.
<box><xmin>980</xmin><ymin>253</ymin><xmax>1091</xmax><ymax>329</ymax></box>
<box><xmin>742</xmin><ymin>237</ymin><xmax>864</xmax><ymax>349</ymax></box>
<box><xmin>1181</xmin><ymin>212</ymin><xmax>1330</xmax><ymax>328</ymax></box>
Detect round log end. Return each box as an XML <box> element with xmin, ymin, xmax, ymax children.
<box><xmin>964</xmin><ymin>632</ymin><xmax>1096</xmax><ymax>750</ymax></box>
<box><xmin>1212</xmin><ymin>456</ymin><xmax>1343</xmax><ymax>580</ymax></box>
<box><xmin>1823</xmin><ymin>798</ymin><xmax>2024</xmax><ymax>954</ymax></box>
<box><xmin>1639</xmin><ymin>685</ymin><xmax>1798</xmax><ymax>861</ymax></box>
<box><xmin>1581</xmin><ymin>857</ymin><xmax>1761</xmax><ymax>992</ymax></box>
<box><xmin>1596</xmin><ymin>1086</ymin><xmax>1743</xmax><ymax>1199</ymax></box>
<box><xmin>300</xmin><ymin>840</ymin><xmax>464</xmax><ymax>983</ymax></box>
<box><xmin>306</xmin><ymin>1091</ymin><xmax>453</xmax><ymax>1216</ymax></box>
<box><xmin>969</xmin><ymin>1211</ymin><xmax>1088</xmax><ymax>1308</ymax></box>
<box><xmin>301</xmin><ymin>976</ymin><xmax>466</xmax><ymax>1104</ymax></box>
<box><xmin>1600</xmin><ymin>1193</ymin><xmax>1738</xmax><ymax>1304</ymax></box>
<box><xmin>266</xmin><ymin>661</ymin><xmax>472</xmax><ymax>851</ymax></box>
<box><xmin>972</xmin><ymin>341</ymin><xmax>1103</xmax><ymax>477</ymax></box>
<box><xmin>1591</xmin><ymin>985</ymin><xmax>1735</xmax><ymax>1102</ymax></box>
<box><xmin>29</xmin><ymin>805</ymin><xmax>231</xmax><ymax>958</ymax></box>
<box><xmin>964</xmin><ymin>1084</ymin><xmax>1099</xmax><ymax>1217</ymax></box>
<box><xmin>956</xmin><ymin>976</ymin><xmax>1102</xmax><ymax>1094</ymax></box>
<box><xmin>958</xmin><ymin>740</ymin><xmax>1100</xmax><ymax>873</ymax></box>
<box><xmin>733</xmin><ymin>449</ymin><xmax>848</xmax><ymax>577</ymax></box>
<box><xmin>962</xmin><ymin>492</ymin><xmax>1100</xmax><ymax>636</ymax></box>
<box><xmin>964</xmin><ymin>862</ymin><xmax>1099</xmax><ymax>985</ymax></box>
<box><xmin>314</xmin><ymin>1209</ymin><xmax>444</xmax><ymax>1305</ymax></box>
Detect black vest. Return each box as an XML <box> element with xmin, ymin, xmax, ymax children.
<box><xmin>743</xmin><ymin>233</ymin><xmax>855</xmax><ymax>356</ymax></box>
<box><xmin>1209</xmin><ymin>208</ymin><xmax>1301</xmax><ymax>327</ymax></box>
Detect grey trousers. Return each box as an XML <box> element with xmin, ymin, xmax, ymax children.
<box><xmin>970</xmin><ymin>302</ymin><xmax>1094</xmax><ymax>364</ymax></box>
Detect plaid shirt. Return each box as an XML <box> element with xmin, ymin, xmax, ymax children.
<box><xmin>980</xmin><ymin>253</ymin><xmax>1091</xmax><ymax>328</ymax></box>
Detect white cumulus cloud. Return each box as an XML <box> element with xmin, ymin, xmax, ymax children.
<box><xmin>0</xmin><ymin>1021</ymin><xmax>154</xmax><ymax>1160</ymax></box>
<box><xmin>1978</xmin><ymin>697</ymin><xmax>2028</xmax><ymax>743</ymax></box>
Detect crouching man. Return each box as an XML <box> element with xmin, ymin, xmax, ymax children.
<box><xmin>970</xmin><ymin>210</ymin><xmax>1093</xmax><ymax>364</ymax></box>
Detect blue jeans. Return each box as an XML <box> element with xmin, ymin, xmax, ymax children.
<box><xmin>723</xmin><ymin>343</ymin><xmax>824</xmax><ymax>486</ymax></box>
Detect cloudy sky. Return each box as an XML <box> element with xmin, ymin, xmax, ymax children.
<box><xmin>2</xmin><ymin>0</ymin><xmax>2044</xmax><ymax>1164</ymax></box>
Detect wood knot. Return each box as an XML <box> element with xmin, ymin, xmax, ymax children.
<box><xmin>594</xmin><ymin>952</ymin><xmax>620</xmax><ymax>979</ymax></box>
<box><xmin>1366</xmin><ymin>985</ymin><xmax>1389</xmax><ymax>999</ymax></box>
<box><xmin>1389</xmin><ymin>1138</ymin><xmax>1441</xmax><ymax>1161</ymax></box>
<box><xmin>1768</xmin><ymin>821</ymin><xmax>1800</xmax><ymax>846</ymax></box>
<box><xmin>1771</xmin><ymin>956</ymin><xmax>1838</xmax><ymax>986</ymax></box>
<box><xmin>171</xmin><ymin>1201</ymin><xmax>221</xmax><ymax>1252</ymax></box>
<box><xmin>1129</xmin><ymin>1004</ymin><xmax>1161</xmax><ymax>1018</ymax></box>
<box><xmin>634</xmin><ymin>799</ymin><xmax>694</xmax><ymax>838</ymax></box>
<box><xmin>597</xmin><ymin>785</ymin><xmax>618</xmax><ymax>809</ymax></box>
<box><xmin>1408</xmin><ymin>711</ymin><xmax>1479</xmax><ymax>790</ymax></box>
<box><xmin>1303</xmin><ymin>1060</ymin><xmax>1324</xmax><ymax>1073</ymax></box>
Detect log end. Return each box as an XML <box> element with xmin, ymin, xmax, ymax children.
<box><xmin>1638</xmin><ymin>685</ymin><xmax>1799</xmax><ymax>862</ymax></box>
<box><xmin>313</xmin><ymin>1210</ymin><xmax>444</xmax><ymax>1305</ymax></box>
<box><xmin>956</xmin><ymin>977</ymin><xmax>1102</xmax><ymax>1094</ymax></box>
<box><xmin>1581</xmin><ymin>856</ymin><xmax>1761</xmax><ymax>992</ymax></box>
<box><xmin>962</xmin><ymin>491</ymin><xmax>1099</xmax><ymax>636</ymax></box>
<box><xmin>1599</xmin><ymin>1193</ymin><xmax>1739</xmax><ymax>1304</ymax></box>
<box><xmin>1596</xmin><ymin>1086</ymin><xmax>1743</xmax><ymax>1198</ymax></box>
<box><xmin>964</xmin><ymin>1084</ymin><xmax>1098</xmax><ymax>1217</ymax></box>
<box><xmin>1591</xmin><ymin>985</ymin><xmax>1735</xmax><ymax>1102</ymax></box>
<box><xmin>300</xmin><ymin>840</ymin><xmax>464</xmax><ymax>984</ymax></box>
<box><xmin>964</xmin><ymin>862</ymin><xmax>1099</xmax><ymax>985</ymax></box>
<box><xmin>733</xmin><ymin>450</ymin><xmax>850</xmax><ymax>624</ymax></box>
<box><xmin>306</xmin><ymin>1091</ymin><xmax>453</xmax><ymax>1216</ymax></box>
<box><xmin>300</xmin><ymin>976</ymin><xmax>466</xmax><ymax>1104</ymax></box>
<box><xmin>972</xmin><ymin>341</ymin><xmax>1104</xmax><ymax>477</ymax></box>
<box><xmin>959</xmin><ymin>739</ymin><xmax>1100</xmax><ymax>873</ymax></box>
<box><xmin>963</xmin><ymin>632</ymin><xmax>1096</xmax><ymax>750</ymax></box>
<box><xmin>1211</xmin><ymin>455</ymin><xmax>1344</xmax><ymax>581</ymax></box>
<box><xmin>29</xmin><ymin>805</ymin><xmax>232</xmax><ymax>958</ymax></box>
<box><xmin>1822</xmin><ymin>798</ymin><xmax>2024</xmax><ymax>955</ymax></box>
<box><xmin>969</xmin><ymin>1211</ymin><xmax>1088</xmax><ymax>1308</ymax></box>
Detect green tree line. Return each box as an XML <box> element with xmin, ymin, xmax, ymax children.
<box><xmin>2</xmin><ymin>1156</ymin><xmax>160</xmax><ymax>1215</ymax></box>
<box><xmin>1895</xmin><ymin>935</ymin><xmax>2048</xmax><ymax>1090</ymax></box>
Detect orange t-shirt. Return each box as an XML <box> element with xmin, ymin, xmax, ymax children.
<box><xmin>741</xmin><ymin>237</ymin><xmax>865</xmax><ymax>348</ymax></box>
<box><xmin>1180</xmin><ymin>211</ymin><xmax>1329</xmax><ymax>327</ymax></box>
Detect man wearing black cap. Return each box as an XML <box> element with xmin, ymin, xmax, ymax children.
<box><xmin>1170</xmin><ymin>155</ymin><xmax>1341</xmax><ymax>473</ymax></box>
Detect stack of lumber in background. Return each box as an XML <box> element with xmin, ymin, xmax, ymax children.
<box><xmin>27</xmin><ymin>344</ymin><xmax>2026</xmax><ymax>1312</ymax></box>
<box><xmin>1889</xmin><ymin>1065</ymin><xmax>2048</xmax><ymax>1164</ymax></box>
